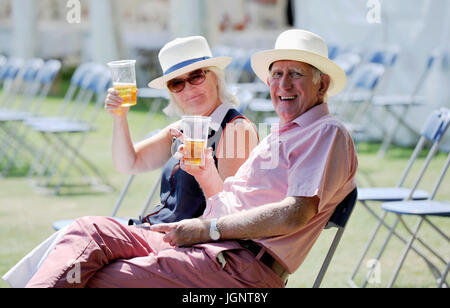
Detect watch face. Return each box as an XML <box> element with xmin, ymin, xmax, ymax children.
<box><xmin>210</xmin><ymin>230</ymin><xmax>220</xmax><ymax>241</ymax></box>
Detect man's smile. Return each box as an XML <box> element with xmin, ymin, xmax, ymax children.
<box><xmin>278</xmin><ymin>96</ymin><xmax>297</xmax><ymax>101</ymax></box>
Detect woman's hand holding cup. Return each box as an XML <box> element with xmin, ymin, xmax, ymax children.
<box><xmin>105</xmin><ymin>88</ymin><xmax>130</xmax><ymax>117</ymax></box>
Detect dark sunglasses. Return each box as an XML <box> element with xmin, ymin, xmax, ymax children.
<box><xmin>167</xmin><ymin>69</ymin><xmax>210</xmax><ymax>93</ymax></box>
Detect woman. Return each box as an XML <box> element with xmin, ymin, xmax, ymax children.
<box><xmin>105</xmin><ymin>35</ymin><xmax>258</xmax><ymax>224</ymax></box>
<box><xmin>3</xmin><ymin>36</ymin><xmax>258</xmax><ymax>288</ymax></box>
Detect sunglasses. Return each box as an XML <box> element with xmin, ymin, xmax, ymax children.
<box><xmin>166</xmin><ymin>69</ymin><xmax>210</xmax><ymax>93</ymax></box>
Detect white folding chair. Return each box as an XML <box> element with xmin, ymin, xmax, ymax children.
<box><xmin>349</xmin><ymin>107</ymin><xmax>450</xmax><ymax>288</ymax></box>
<box><xmin>380</xmin><ymin>152</ymin><xmax>450</xmax><ymax>287</ymax></box>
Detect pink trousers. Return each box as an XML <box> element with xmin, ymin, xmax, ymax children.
<box><xmin>26</xmin><ymin>216</ymin><xmax>284</xmax><ymax>288</ymax></box>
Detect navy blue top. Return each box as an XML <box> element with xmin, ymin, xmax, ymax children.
<box><xmin>146</xmin><ymin>108</ymin><xmax>245</xmax><ymax>224</ymax></box>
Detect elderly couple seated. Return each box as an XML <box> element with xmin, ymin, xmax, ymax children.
<box><xmin>4</xmin><ymin>29</ymin><xmax>357</xmax><ymax>288</ymax></box>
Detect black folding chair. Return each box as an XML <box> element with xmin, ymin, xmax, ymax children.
<box><xmin>313</xmin><ymin>188</ymin><xmax>358</xmax><ymax>288</ymax></box>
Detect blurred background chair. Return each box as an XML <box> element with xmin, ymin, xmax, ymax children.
<box><xmin>52</xmin><ymin>129</ymin><xmax>163</xmax><ymax>231</ymax></box>
<box><xmin>373</xmin><ymin>51</ymin><xmax>440</xmax><ymax>157</ymax></box>
<box><xmin>24</xmin><ymin>63</ymin><xmax>99</xmax><ymax>181</ymax></box>
<box><xmin>0</xmin><ymin>59</ymin><xmax>61</xmax><ymax>176</ymax></box>
<box><xmin>0</xmin><ymin>58</ymin><xmax>24</xmax><ymax>110</ymax></box>
<box><xmin>27</xmin><ymin>65</ymin><xmax>113</xmax><ymax>195</ymax></box>
<box><xmin>332</xmin><ymin>63</ymin><xmax>386</xmax><ymax>138</ymax></box>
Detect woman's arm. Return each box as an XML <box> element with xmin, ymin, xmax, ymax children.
<box><xmin>216</xmin><ymin>117</ymin><xmax>259</xmax><ymax>180</ymax></box>
<box><xmin>106</xmin><ymin>88</ymin><xmax>178</xmax><ymax>174</ymax></box>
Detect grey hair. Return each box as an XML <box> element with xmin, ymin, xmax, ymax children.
<box><xmin>311</xmin><ymin>66</ymin><xmax>329</xmax><ymax>102</ymax></box>
<box><xmin>163</xmin><ymin>66</ymin><xmax>240</xmax><ymax>117</ymax></box>
<box><xmin>311</xmin><ymin>66</ymin><xmax>322</xmax><ymax>85</ymax></box>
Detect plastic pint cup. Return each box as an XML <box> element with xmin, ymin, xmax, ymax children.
<box><xmin>180</xmin><ymin>116</ymin><xmax>211</xmax><ymax>166</ymax></box>
<box><xmin>107</xmin><ymin>60</ymin><xmax>137</xmax><ymax>107</ymax></box>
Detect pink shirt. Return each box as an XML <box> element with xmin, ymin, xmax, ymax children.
<box><xmin>203</xmin><ymin>103</ymin><xmax>358</xmax><ymax>273</ymax></box>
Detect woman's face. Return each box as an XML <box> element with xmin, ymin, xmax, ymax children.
<box><xmin>168</xmin><ymin>68</ymin><xmax>221</xmax><ymax>116</ymax></box>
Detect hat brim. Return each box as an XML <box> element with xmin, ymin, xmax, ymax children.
<box><xmin>148</xmin><ymin>56</ymin><xmax>232</xmax><ymax>89</ymax></box>
<box><xmin>250</xmin><ymin>49</ymin><xmax>346</xmax><ymax>97</ymax></box>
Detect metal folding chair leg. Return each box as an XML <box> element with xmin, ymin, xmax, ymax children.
<box><xmin>313</xmin><ymin>227</ymin><xmax>345</xmax><ymax>288</ymax></box>
<box><xmin>349</xmin><ymin>205</ymin><xmax>443</xmax><ymax>288</ymax></box>
<box><xmin>386</xmin><ymin>215</ymin><xmax>449</xmax><ymax>288</ymax></box>
<box><xmin>51</xmin><ymin>133</ymin><xmax>114</xmax><ymax>194</ymax></box>
<box><xmin>438</xmin><ymin>262</ymin><xmax>449</xmax><ymax>288</ymax></box>
<box><xmin>139</xmin><ymin>174</ymin><xmax>163</xmax><ymax>219</ymax></box>
<box><xmin>387</xmin><ymin>216</ymin><xmax>424</xmax><ymax>287</ymax></box>
<box><xmin>378</xmin><ymin>106</ymin><xmax>421</xmax><ymax>158</ymax></box>
<box><xmin>349</xmin><ymin>210</ymin><xmax>388</xmax><ymax>285</ymax></box>
<box><xmin>110</xmin><ymin>174</ymin><xmax>135</xmax><ymax>217</ymax></box>
<box><xmin>360</xmin><ymin>217</ymin><xmax>401</xmax><ymax>288</ymax></box>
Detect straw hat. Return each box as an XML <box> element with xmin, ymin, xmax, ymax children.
<box><xmin>251</xmin><ymin>29</ymin><xmax>346</xmax><ymax>96</ymax></box>
<box><xmin>148</xmin><ymin>36</ymin><xmax>232</xmax><ymax>89</ymax></box>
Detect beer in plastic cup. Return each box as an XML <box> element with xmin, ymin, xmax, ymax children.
<box><xmin>107</xmin><ymin>60</ymin><xmax>137</xmax><ymax>107</ymax></box>
<box><xmin>180</xmin><ymin>116</ymin><xmax>211</xmax><ymax>166</ymax></box>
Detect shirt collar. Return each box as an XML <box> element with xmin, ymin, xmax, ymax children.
<box><xmin>273</xmin><ymin>103</ymin><xmax>330</xmax><ymax>133</ymax></box>
<box><xmin>209</xmin><ymin>103</ymin><xmax>232</xmax><ymax>131</ymax></box>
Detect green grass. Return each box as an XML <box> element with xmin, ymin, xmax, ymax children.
<box><xmin>0</xmin><ymin>93</ymin><xmax>449</xmax><ymax>288</ymax></box>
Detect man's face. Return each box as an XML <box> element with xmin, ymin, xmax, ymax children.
<box><xmin>268</xmin><ymin>60</ymin><xmax>330</xmax><ymax>124</ymax></box>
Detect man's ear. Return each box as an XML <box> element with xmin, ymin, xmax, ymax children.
<box><xmin>319</xmin><ymin>74</ymin><xmax>331</xmax><ymax>96</ymax></box>
<box><xmin>266</xmin><ymin>77</ymin><xmax>270</xmax><ymax>86</ymax></box>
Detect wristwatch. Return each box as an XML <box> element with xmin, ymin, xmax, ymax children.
<box><xmin>209</xmin><ymin>218</ymin><xmax>221</xmax><ymax>241</ymax></box>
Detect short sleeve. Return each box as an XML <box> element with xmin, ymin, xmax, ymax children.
<box><xmin>286</xmin><ymin>124</ymin><xmax>357</xmax><ymax>212</ymax></box>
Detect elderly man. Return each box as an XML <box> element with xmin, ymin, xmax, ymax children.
<box><xmin>26</xmin><ymin>29</ymin><xmax>357</xmax><ymax>288</ymax></box>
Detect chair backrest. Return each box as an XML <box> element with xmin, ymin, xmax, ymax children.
<box><xmin>71</xmin><ymin>62</ymin><xmax>96</xmax><ymax>87</ymax></box>
<box><xmin>368</xmin><ymin>48</ymin><xmax>399</xmax><ymax>67</ymax></box>
<box><xmin>0</xmin><ymin>58</ymin><xmax>23</xmax><ymax>81</ymax></box>
<box><xmin>327</xmin><ymin>44</ymin><xmax>340</xmax><ymax>60</ymax></box>
<box><xmin>334</xmin><ymin>52</ymin><xmax>362</xmax><ymax>76</ymax></box>
<box><xmin>80</xmin><ymin>65</ymin><xmax>106</xmax><ymax>92</ymax></box>
<box><xmin>398</xmin><ymin>108</ymin><xmax>450</xmax><ymax>195</ymax></box>
<box><xmin>72</xmin><ymin>65</ymin><xmax>109</xmax><ymax>122</ymax></box>
<box><xmin>37</xmin><ymin>59</ymin><xmax>61</xmax><ymax>85</ymax></box>
<box><xmin>352</xmin><ymin>63</ymin><xmax>385</xmax><ymax>91</ymax></box>
<box><xmin>312</xmin><ymin>188</ymin><xmax>358</xmax><ymax>288</ymax></box>
<box><xmin>26</xmin><ymin>60</ymin><xmax>62</xmax><ymax>114</ymax></box>
<box><xmin>95</xmin><ymin>70</ymin><xmax>112</xmax><ymax>96</ymax></box>
<box><xmin>420</xmin><ymin>108</ymin><xmax>450</xmax><ymax>143</ymax></box>
<box><xmin>20</xmin><ymin>58</ymin><xmax>44</xmax><ymax>82</ymax></box>
<box><xmin>325</xmin><ymin>188</ymin><xmax>358</xmax><ymax>229</ymax></box>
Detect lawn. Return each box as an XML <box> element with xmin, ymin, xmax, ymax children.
<box><xmin>0</xmin><ymin>93</ymin><xmax>449</xmax><ymax>288</ymax></box>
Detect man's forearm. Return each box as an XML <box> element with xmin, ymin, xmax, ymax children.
<box><xmin>149</xmin><ymin>196</ymin><xmax>318</xmax><ymax>248</ymax></box>
<box><xmin>215</xmin><ymin>196</ymin><xmax>319</xmax><ymax>240</ymax></box>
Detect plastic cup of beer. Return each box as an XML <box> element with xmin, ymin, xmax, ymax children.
<box><xmin>107</xmin><ymin>60</ymin><xmax>137</xmax><ymax>107</ymax></box>
<box><xmin>180</xmin><ymin>116</ymin><xmax>211</xmax><ymax>166</ymax></box>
